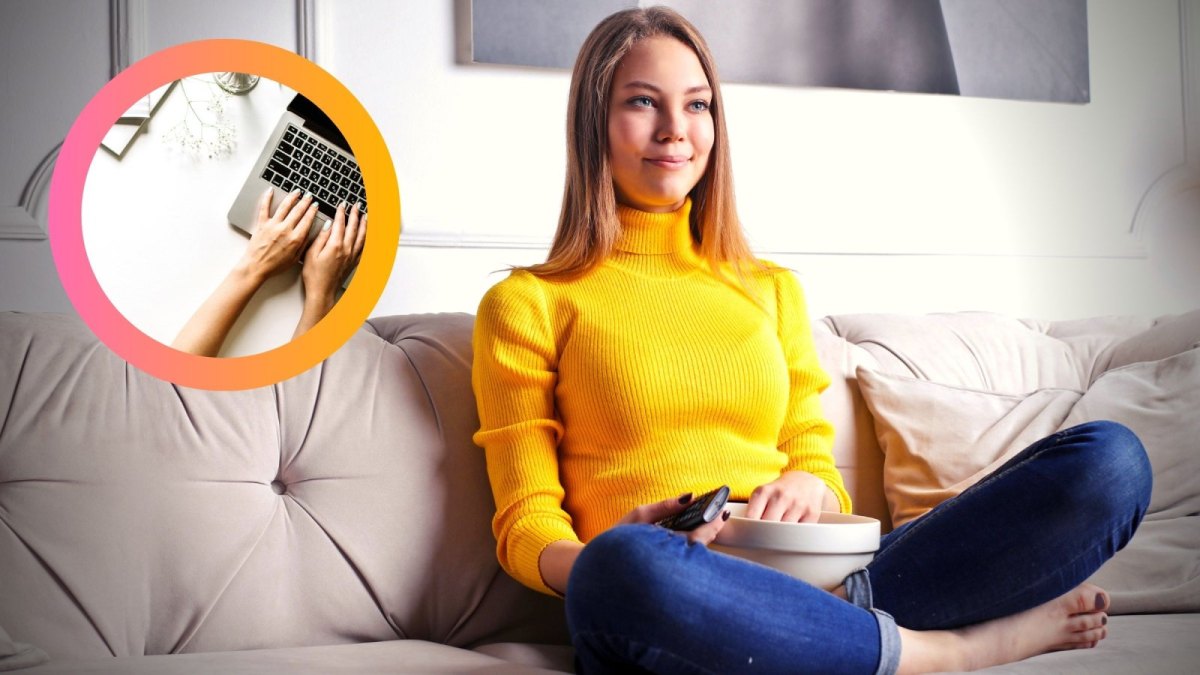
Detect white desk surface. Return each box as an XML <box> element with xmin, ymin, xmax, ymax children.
<box><xmin>83</xmin><ymin>77</ymin><xmax>307</xmax><ymax>358</ymax></box>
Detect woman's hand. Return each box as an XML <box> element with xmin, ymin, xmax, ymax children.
<box><xmin>236</xmin><ymin>188</ymin><xmax>318</xmax><ymax>284</ymax></box>
<box><xmin>618</xmin><ymin>492</ymin><xmax>732</xmax><ymax>546</ymax></box>
<box><xmin>172</xmin><ymin>188</ymin><xmax>316</xmax><ymax>356</ymax></box>
<box><xmin>539</xmin><ymin>492</ymin><xmax>734</xmax><ymax>596</ymax></box>
<box><xmin>302</xmin><ymin>201</ymin><xmax>366</xmax><ymax>300</ymax></box>
<box><xmin>293</xmin><ymin>201</ymin><xmax>366</xmax><ymax>338</ymax></box>
<box><xmin>744</xmin><ymin>471</ymin><xmax>838</xmax><ymax>523</ymax></box>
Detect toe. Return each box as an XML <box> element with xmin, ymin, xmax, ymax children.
<box><xmin>1065</xmin><ymin>583</ymin><xmax>1109</xmax><ymax>614</ymax></box>
<box><xmin>1068</xmin><ymin>613</ymin><xmax>1105</xmax><ymax>633</ymax></box>
<box><xmin>1072</xmin><ymin>626</ymin><xmax>1107</xmax><ymax>644</ymax></box>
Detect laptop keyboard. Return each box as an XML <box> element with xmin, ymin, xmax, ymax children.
<box><xmin>260</xmin><ymin>124</ymin><xmax>368</xmax><ymax>221</ymax></box>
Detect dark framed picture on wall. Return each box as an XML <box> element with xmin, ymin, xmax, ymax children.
<box><xmin>465</xmin><ymin>0</ymin><xmax>1091</xmax><ymax>103</ymax></box>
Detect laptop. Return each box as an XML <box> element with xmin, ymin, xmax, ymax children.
<box><xmin>227</xmin><ymin>93</ymin><xmax>368</xmax><ymax>258</ymax></box>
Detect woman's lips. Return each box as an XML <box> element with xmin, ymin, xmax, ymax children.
<box><xmin>644</xmin><ymin>156</ymin><xmax>689</xmax><ymax>169</ymax></box>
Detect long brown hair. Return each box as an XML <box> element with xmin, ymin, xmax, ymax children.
<box><xmin>523</xmin><ymin>6</ymin><xmax>760</xmax><ymax>281</ymax></box>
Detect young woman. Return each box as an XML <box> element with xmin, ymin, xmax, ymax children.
<box><xmin>472</xmin><ymin>8</ymin><xmax>1151</xmax><ymax>674</ymax></box>
<box><xmin>172</xmin><ymin>189</ymin><xmax>366</xmax><ymax>356</ymax></box>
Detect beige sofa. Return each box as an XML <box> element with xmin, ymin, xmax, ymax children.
<box><xmin>0</xmin><ymin>309</ymin><xmax>1197</xmax><ymax>673</ymax></box>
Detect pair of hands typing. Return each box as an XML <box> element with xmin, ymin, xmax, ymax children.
<box><xmin>238</xmin><ymin>187</ymin><xmax>366</xmax><ymax>302</ymax></box>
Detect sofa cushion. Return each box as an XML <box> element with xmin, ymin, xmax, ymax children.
<box><xmin>816</xmin><ymin>312</ymin><xmax>1162</xmax><ymax>533</ymax></box>
<box><xmin>857</xmin><ymin>346</ymin><xmax>1200</xmax><ymax>614</ymax></box>
<box><xmin>0</xmin><ymin>624</ymin><xmax>48</xmax><ymax>671</ymax></box>
<box><xmin>0</xmin><ymin>312</ymin><xmax>567</xmax><ymax>662</ymax></box>
<box><xmin>473</xmin><ymin>642</ymin><xmax>575</xmax><ymax>673</ymax></box>
<box><xmin>974</xmin><ymin>613</ymin><xmax>1200</xmax><ymax>674</ymax></box>
<box><xmin>855</xmin><ymin>368</ymin><xmax>1081</xmax><ymax>527</ymax></box>
<box><xmin>1064</xmin><ymin>349</ymin><xmax>1200</xmax><ymax>614</ymax></box>
<box><xmin>1091</xmin><ymin>309</ymin><xmax>1200</xmax><ymax>379</ymax></box>
<box><xmin>20</xmin><ymin>639</ymin><xmax>569</xmax><ymax>674</ymax></box>
<box><xmin>824</xmin><ymin>312</ymin><xmax>1130</xmax><ymax>394</ymax></box>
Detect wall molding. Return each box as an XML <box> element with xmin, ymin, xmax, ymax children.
<box><xmin>1130</xmin><ymin>0</ymin><xmax>1198</xmax><ymax>239</ymax></box>
<box><xmin>296</xmin><ymin>0</ymin><xmax>316</xmax><ymax>61</ymax></box>
<box><xmin>109</xmin><ymin>0</ymin><xmax>148</xmax><ymax>75</ymax></box>
<box><xmin>0</xmin><ymin>208</ymin><xmax>41</xmax><ymax>239</ymax></box>
<box><xmin>0</xmin><ymin>0</ymin><xmax>140</xmax><ymax>241</ymax></box>
<box><xmin>0</xmin><ymin>141</ymin><xmax>60</xmax><ymax>240</ymax></box>
<box><xmin>396</xmin><ymin>225</ymin><xmax>1147</xmax><ymax>259</ymax></box>
<box><xmin>1185</xmin><ymin>0</ymin><xmax>1199</xmax><ymax>165</ymax></box>
<box><xmin>109</xmin><ymin>0</ymin><xmax>129</xmax><ymax>76</ymax></box>
<box><xmin>400</xmin><ymin>229</ymin><xmax>550</xmax><ymax>250</ymax></box>
<box><xmin>0</xmin><ymin>0</ymin><xmax>144</xmax><ymax>241</ymax></box>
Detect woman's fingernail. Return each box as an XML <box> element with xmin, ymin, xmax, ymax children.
<box><xmin>722</xmin><ymin>510</ymin><xmax>731</xmax><ymax>521</ymax></box>
<box><xmin>677</xmin><ymin>492</ymin><xmax>693</xmax><ymax>504</ymax></box>
<box><xmin>1095</xmin><ymin>592</ymin><xmax>1106</xmax><ymax>610</ymax></box>
<box><xmin>322</xmin><ymin>220</ymin><xmax>331</xmax><ymax>232</ymax></box>
<box><xmin>355</xmin><ymin>201</ymin><xmax>363</xmax><ymax>212</ymax></box>
<box><xmin>339</xmin><ymin>200</ymin><xmax>347</xmax><ymax>211</ymax></box>
<box><xmin>1101</xmin><ymin>615</ymin><xmax>1107</xmax><ymax>625</ymax></box>
<box><xmin>304</xmin><ymin>191</ymin><xmax>314</xmax><ymax>200</ymax></box>
<box><xmin>264</xmin><ymin>186</ymin><xmax>273</xmax><ymax>195</ymax></box>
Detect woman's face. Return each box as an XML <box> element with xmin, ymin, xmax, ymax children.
<box><xmin>607</xmin><ymin>35</ymin><xmax>714</xmax><ymax>213</ymax></box>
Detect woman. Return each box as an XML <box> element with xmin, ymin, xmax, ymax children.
<box><xmin>172</xmin><ymin>189</ymin><xmax>366</xmax><ymax>356</ymax></box>
<box><xmin>472</xmin><ymin>8</ymin><xmax>1150</xmax><ymax>674</ymax></box>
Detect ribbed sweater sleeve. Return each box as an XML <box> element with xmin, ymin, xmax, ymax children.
<box><xmin>773</xmin><ymin>270</ymin><xmax>852</xmax><ymax>513</ymax></box>
<box><xmin>471</xmin><ymin>272</ymin><xmax>580</xmax><ymax>597</ymax></box>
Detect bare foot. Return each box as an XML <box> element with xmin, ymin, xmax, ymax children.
<box><xmin>898</xmin><ymin>583</ymin><xmax>1110</xmax><ymax>673</ymax></box>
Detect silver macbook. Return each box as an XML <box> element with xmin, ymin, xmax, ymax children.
<box><xmin>227</xmin><ymin>93</ymin><xmax>367</xmax><ymax>248</ymax></box>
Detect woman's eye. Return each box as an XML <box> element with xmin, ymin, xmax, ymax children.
<box><xmin>630</xmin><ymin>96</ymin><xmax>654</xmax><ymax>108</ymax></box>
<box><xmin>689</xmin><ymin>100</ymin><xmax>710</xmax><ymax>112</ymax></box>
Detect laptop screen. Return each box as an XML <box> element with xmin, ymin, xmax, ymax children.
<box><xmin>287</xmin><ymin>93</ymin><xmax>352</xmax><ymax>155</ymax></box>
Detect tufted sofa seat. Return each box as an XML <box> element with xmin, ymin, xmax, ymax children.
<box><xmin>0</xmin><ymin>312</ymin><xmax>570</xmax><ymax>673</ymax></box>
<box><xmin>1</xmin><ymin>309</ymin><xmax>1198</xmax><ymax>673</ymax></box>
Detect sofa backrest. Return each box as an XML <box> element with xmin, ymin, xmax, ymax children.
<box><xmin>0</xmin><ymin>312</ymin><xmax>567</xmax><ymax>661</ymax></box>
<box><xmin>813</xmin><ymin>311</ymin><xmax>1163</xmax><ymax>532</ymax></box>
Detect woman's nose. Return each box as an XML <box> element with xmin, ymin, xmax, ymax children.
<box><xmin>656</xmin><ymin>110</ymin><xmax>686</xmax><ymax>143</ymax></box>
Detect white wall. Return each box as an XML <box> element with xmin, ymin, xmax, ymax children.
<box><xmin>324</xmin><ymin>0</ymin><xmax>1197</xmax><ymax>321</ymax></box>
<box><xmin>2</xmin><ymin>0</ymin><xmax>1197</xmax><ymax>323</ymax></box>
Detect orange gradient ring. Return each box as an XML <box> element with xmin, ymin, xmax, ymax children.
<box><xmin>50</xmin><ymin>39</ymin><xmax>398</xmax><ymax>390</ymax></box>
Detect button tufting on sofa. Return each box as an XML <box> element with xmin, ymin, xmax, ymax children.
<box><xmin>270</xmin><ymin>480</ymin><xmax>287</xmax><ymax>495</ymax></box>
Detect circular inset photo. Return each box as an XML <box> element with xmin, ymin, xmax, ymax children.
<box><xmin>50</xmin><ymin>40</ymin><xmax>399</xmax><ymax>390</ymax></box>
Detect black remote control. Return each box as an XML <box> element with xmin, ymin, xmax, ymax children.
<box><xmin>656</xmin><ymin>485</ymin><xmax>731</xmax><ymax>531</ymax></box>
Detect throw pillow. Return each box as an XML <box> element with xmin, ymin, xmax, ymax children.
<box><xmin>855</xmin><ymin>368</ymin><xmax>1080</xmax><ymax>527</ymax></box>
<box><xmin>857</xmin><ymin>347</ymin><xmax>1200</xmax><ymax>613</ymax></box>
<box><xmin>1095</xmin><ymin>309</ymin><xmax>1200</xmax><ymax>377</ymax></box>
<box><xmin>1063</xmin><ymin>348</ymin><xmax>1200</xmax><ymax>613</ymax></box>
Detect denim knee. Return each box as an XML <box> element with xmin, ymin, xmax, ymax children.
<box><xmin>1058</xmin><ymin>420</ymin><xmax>1152</xmax><ymax>526</ymax></box>
<box><xmin>566</xmin><ymin>524</ymin><xmax>678</xmax><ymax>632</ymax></box>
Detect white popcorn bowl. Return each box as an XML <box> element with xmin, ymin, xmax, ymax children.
<box><xmin>710</xmin><ymin>503</ymin><xmax>881</xmax><ymax>591</ymax></box>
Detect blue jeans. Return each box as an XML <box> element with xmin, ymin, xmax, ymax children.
<box><xmin>565</xmin><ymin>421</ymin><xmax>1152</xmax><ymax>675</ymax></box>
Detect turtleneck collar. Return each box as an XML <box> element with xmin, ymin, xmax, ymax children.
<box><xmin>615</xmin><ymin>199</ymin><xmax>698</xmax><ymax>257</ymax></box>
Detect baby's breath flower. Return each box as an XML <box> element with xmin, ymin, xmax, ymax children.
<box><xmin>162</xmin><ymin>74</ymin><xmax>237</xmax><ymax>158</ymax></box>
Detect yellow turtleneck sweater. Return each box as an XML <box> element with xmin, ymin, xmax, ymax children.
<box><xmin>472</xmin><ymin>200</ymin><xmax>849</xmax><ymax>596</ymax></box>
